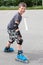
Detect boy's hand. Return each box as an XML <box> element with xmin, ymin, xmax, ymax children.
<box><xmin>15</xmin><ymin>30</ymin><xmax>22</xmax><ymax>37</ymax></box>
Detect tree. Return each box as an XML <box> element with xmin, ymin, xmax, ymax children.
<box><xmin>0</xmin><ymin>0</ymin><xmax>42</xmax><ymax>6</ymax></box>
<box><xmin>42</xmin><ymin>0</ymin><xmax>43</xmax><ymax>6</ymax></box>
<box><xmin>38</xmin><ymin>0</ymin><xmax>42</xmax><ymax>5</ymax></box>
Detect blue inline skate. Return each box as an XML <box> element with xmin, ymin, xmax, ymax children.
<box><xmin>4</xmin><ymin>47</ymin><xmax>14</xmax><ymax>52</ymax></box>
<box><xmin>15</xmin><ymin>50</ymin><xmax>29</xmax><ymax>63</ymax></box>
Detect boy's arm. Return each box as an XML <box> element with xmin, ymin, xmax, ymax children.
<box><xmin>14</xmin><ymin>21</ymin><xmax>22</xmax><ymax>37</ymax></box>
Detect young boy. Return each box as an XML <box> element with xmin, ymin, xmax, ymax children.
<box><xmin>4</xmin><ymin>2</ymin><xmax>28</xmax><ymax>62</ymax></box>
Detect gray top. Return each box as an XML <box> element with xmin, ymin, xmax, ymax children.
<box><xmin>7</xmin><ymin>12</ymin><xmax>22</xmax><ymax>30</ymax></box>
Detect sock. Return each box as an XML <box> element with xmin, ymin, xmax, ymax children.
<box><xmin>18</xmin><ymin>50</ymin><xmax>23</xmax><ymax>55</ymax></box>
<box><xmin>5</xmin><ymin>47</ymin><xmax>10</xmax><ymax>50</ymax></box>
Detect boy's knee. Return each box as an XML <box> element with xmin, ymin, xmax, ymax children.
<box><xmin>17</xmin><ymin>39</ymin><xmax>23</xmax><ymax>45</ymax></box>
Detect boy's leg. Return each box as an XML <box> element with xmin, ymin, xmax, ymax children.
<box><xmin>16</xmin><ymin>35</ymin><xmax>23</xmax><ymax>53</ymax></box>
<box><xmin>15</xmin><ymin>30</ymin><xmax>29</xmax><ymax>62</ymax></box>
<box><xmin>17</xmin><ymin>36</ymin><xmax>23</xmax><ymax>51</ymax></box>
<box><xmin>6</xmin><ymin>41</ymin><xmax>11</xmax><ymax>48</ymax></box>
<box><xmin>16</xmin><ymin>32</ymin><xmax>28</xmax><ymax>62</ymax></box>
<box><xmin>4</xmin><ymin>42</ymin><xmax>14</xmax><ymax>52</ymax></box>
<box><xmin>6</xmin><ymin>37</ymin><xmax>14</xmax><ymax>48</ymax></box>
<box><xmin>17</xmin><ymin>44</ymin><xmax>22</xmax><ymax>51</ymax></box>
<box><xmin>4</xmin><ymin>30</ymin><xmax>15</xmax><ymax>52</ymax></box>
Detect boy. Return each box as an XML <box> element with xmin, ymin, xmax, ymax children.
<box><xmin>4</xmin><ymin>2</ymin><xmax>28</xmax><ymax>62</ymax></box>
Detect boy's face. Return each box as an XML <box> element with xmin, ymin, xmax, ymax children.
<box><xmin>19</xmin><ymin>6</ymin><xmax>26</xmax><ymax>15</ymax></box>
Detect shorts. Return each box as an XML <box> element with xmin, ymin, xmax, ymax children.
<box><xmin>7</xmin><ymin>29</ymin><xmax>22</xmax><ymax>44</ymax></box>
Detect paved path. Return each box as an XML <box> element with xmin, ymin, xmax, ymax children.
<box><xmin>0</xmin><ymin>10</ymin><xmax>43</xmax><ymax>65</ymax></box>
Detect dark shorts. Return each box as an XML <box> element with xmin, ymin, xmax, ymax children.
<box><xmin>7</xmin><ymin>29</ymin><xmax>22</xmax><ymax>44</ymax></box>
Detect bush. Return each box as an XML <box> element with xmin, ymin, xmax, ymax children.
<box><xmin>0</xmin><ymin>0</ymin><xmax>42</xmax><ymax>7</ymax></box>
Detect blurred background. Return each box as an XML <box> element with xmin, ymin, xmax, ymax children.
<box><xmin>0</xmin><ymin>0</ymin><xmax>43</xmax><ymax>10</ymax></box>
<box><xmin>0</xmin><ymin>0</ymin><xmax>42</xmax><ymax>6</ymax></box>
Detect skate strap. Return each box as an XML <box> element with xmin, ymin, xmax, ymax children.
<box><xmin>18</xmin><ymin>50</ymin><xmax>23</xmax><ymax>55</ymax></box>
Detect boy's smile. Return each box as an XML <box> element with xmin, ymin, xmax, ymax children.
<box><xmin>18</xmin><ymin>6</ymin><xmax>26</xmax><ymax>15</ymax></box>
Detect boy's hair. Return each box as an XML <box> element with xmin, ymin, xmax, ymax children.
<box><xmin>18</xmin><ymin>2</ymin><xmax>27</xmax><ymax>8</ymax></box>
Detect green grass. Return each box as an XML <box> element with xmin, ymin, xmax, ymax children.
<box><xmin>0</xmin><ymin>6</ymin><xmax>43</xmax><ymax>10</ymax></box>
<box><xmin>0</xmin><ymin>6</ymin><xmax>18</xmax><ymax>10</ymax></box>
<box><xmin>27</xmin><ymin>6</ymin><xmax>43</xmax><ymax>10</ymax></box>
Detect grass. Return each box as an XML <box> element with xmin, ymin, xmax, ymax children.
<box><xmin>27</xmin><ymin>6</ymin><xmax>43</xmax><ymax>10</ymax></box>
<box><xmin>0</xmin><ymin>6</ymin><xmax>18</xmax><ymax>10</ymax></box>
<box><xmin>0</xmin><ymin>6</ymin><xmax>43</xmax><ymax>10</ymax></box>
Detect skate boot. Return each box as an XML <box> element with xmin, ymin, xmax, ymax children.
<box><xmin>4</xmin><ymin>47</ymin><xmax>14</xmax><ymax>52</ymax></box>
<box><xmin>15</xmin><ymin>50</ymin><xmax>29</xmax><ymax>63</ymax></box>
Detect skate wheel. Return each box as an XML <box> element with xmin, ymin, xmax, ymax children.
<box><xmin>24</xmin><ymin>60</ymin><xmax>29</xmax><ymax>63</ymax></box>
<box><xmin>15</xmin><ymin>58</ymin><xmax>29</xmax><ymax>63</ymax></box>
